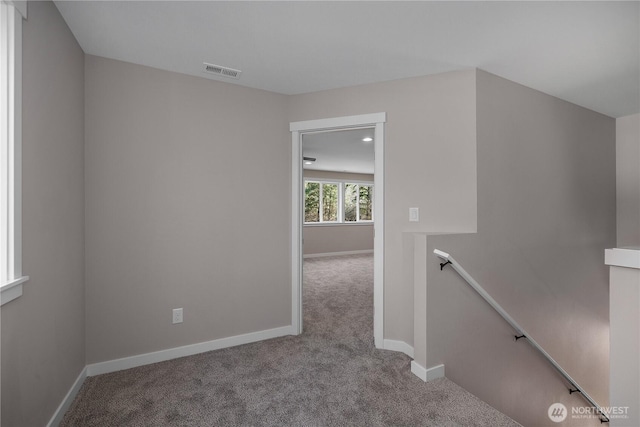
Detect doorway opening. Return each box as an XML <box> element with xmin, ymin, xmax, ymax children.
<box><xmin>290</xmin><ymin>113</ymin><xmax>386</xmax><ymax>348</ymax></box>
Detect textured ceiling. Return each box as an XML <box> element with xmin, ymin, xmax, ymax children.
<box><xmin>54</xmin><ymin>1</ymin><xmax>639</xmax><ymax>118</ymax></box>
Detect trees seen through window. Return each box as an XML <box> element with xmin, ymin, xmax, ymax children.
<box><xmin>304</xmin><ymin>180</ymin><xmax>373</xmax><ymax>224</ymax></box>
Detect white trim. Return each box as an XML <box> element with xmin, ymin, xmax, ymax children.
<box><xmin>605</xmin><ymin>248</ymin><xmax>640</xmax><ymax>270</ymax></box>
<box><xmin>5</xmin><ymin>1</ymin><xmax>26</xmax><ymax>19</ymax></box>
<box><xmin>86</xmin><ymin>325</ymin><xmax>294</xmax><ymax>376</ymax></box>
<box><xmin>383</xmin><ymin>339</ymin><xmax>414</xmax><ymax>358</ymax></box>
<box><xmin>304</xmin><ymin>249</ymin><xmax>373</xmax><ymax>259</ymax></box>
<box><xmin>0</xmin><ymin>273</ymin><xmax>27</xmax><ymax>305</ymax></box>
<box><xmin>0</xmin><ymin>1</ymin><xmax>26</xmax><ymax>305</ymax></box>
<box><xmin>373</xmin><ymin>121</ymin><xmax>384</xmax><ymax>349</ymax></box>
<box><xmin>292</xmin><ymin>129</ymin><xmax>303</xmax><ymax>334</ymax></box>
<box><xmin>290</xmin><ymin>113</ymin><xmax>386</xmax><ymax>132</ymax></box>
<box><xmin>304</xmin><ymin>222</ymin><xmax>373</xmax><ymax>228</ymax></box>
<box><xmin>291</xmin><ymin>113</ymin><xmax>386</xmax><ymax>346</ymax></box>
<box><xmin>12</xmin><ymin>0</ymin><xmax>22</xmax><ymax>279</ymax></box>
<box><xmin>303</xmin><ymin>178</ymin><xmax>374</xmax><ymax>186</ymax></box>
<box><xmin>46</xmin><ymin>367</ymin><xmax>87</xmax><ymax>427</ymax></box>
<box><xmin>411</xmin><ymin>362</ymin><xmax>445</xmax><ymax>382</ymax></box>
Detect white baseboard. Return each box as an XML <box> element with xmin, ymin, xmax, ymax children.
<box><xmin>304</xmin><ymin>249</ymin><xmax>373</xmax><ymax>259</ymax></box>
<box><xmin>47</xmin><ymin>366</ymin><xmax>87</xmax><ymax>427</ymax></box>
<box><xmin>86</xmin><ymin>325</ymin><xmax>295</xmax><ymax>376</ymax></box>
<box><xmin>411</xmin><ymin>361</ymin><xmax>445</xmax><ymax>382</ymax></box>
<box><xmin>383</xmin><ymin>339</ymin><xmax>414</xmax><ymax>358</ymax></box>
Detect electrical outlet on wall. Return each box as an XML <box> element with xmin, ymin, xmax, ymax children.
<box><xmin>172</xmin><ymin>308</ymin><xmax>183</xmax><ymax>324</ymax></box>
<box><xmin>409</xmin><ymin>207</ymin><xmax>419</xmax><ymax>222</ymax></box>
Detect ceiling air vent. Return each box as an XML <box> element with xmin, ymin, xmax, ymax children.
<box><xmin>203</xmin><ymin>62</ymin><xmax>242</xmax><ymax>79</ymax></box>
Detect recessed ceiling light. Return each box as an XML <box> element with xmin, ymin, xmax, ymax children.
<box><xmin>362</xmin><ymin>137</ymin><xmax>373</xmax><ymax>142</ymax></box>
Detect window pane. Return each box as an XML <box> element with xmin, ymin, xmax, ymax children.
<box><xmin>304</xmin><ymin>182</ymin><xmax>319</xmax><ymax>222</ymax></box>
<box><xmin>344</xmin><ymin>184</ymin><xmax>357</xmax><ymax>222</ymax></box>
<box><xmin>322</xmin><ymin>183</ymin><xmax>338</xmax><ymax>222</ymax></box>
<box><xmin>359</xmin><ymin>185</ymin><xmax>372</xmax><ymax>220</ymax></box>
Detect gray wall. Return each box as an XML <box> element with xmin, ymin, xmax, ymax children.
<box><xmin>1</xmin><ymin>1</ymin><xmax>86</xmax><ymax>426</ymax></box>
<box><xmin>424</xmin><ymin>70</ymin><xmax>616</xmax><ymax>426</ymax></box>
<box><xmin>303</xmin><ymin>170</ymin><xmax>374</xmax><ymax>255</ymax></box>
<box><xmin>84</xmin><ymin>56</ymin><xmax>291</xmax><ymax>363</ymax></box>
<box><xmin>289</xmin><ymin>71</ymin><xmax>478</xmax><ymax>344</ymax></box>
<box><xmin>303</xmin><ymin>225</ymin><xmax>373</xmax><ymax>256</ymax></box>
<box><xmin>86</xmin><ymin>67</ymin><xmax>476</xmax><ymax>361</ymax></box>
<box><xmin>616</xmin><ymin>113</ymin><xmax>640</xmax><ymax>247</ymax></box>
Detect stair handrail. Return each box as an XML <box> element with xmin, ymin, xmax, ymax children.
<box><xmin>434</xmin><ymin>249</ymin><xmax>610</xmax><ymax>424</ymax></box>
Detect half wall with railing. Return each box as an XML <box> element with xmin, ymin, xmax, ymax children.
<box><xmin>434</xmin><ymin>248</ymin><xmax>610</xmax><ymax>423</ymax></box>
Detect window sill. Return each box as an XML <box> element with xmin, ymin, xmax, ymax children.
<box><xmin>304</xmin><ymin>222</ymin><xmax>374</xmax><ymax>227</ymax></box>
<box><xmin>1</xmin><ymin>276</ymin><xmax>29</xmax><ymax>306</ymax></box>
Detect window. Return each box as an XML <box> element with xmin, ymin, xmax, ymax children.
<box><xmin>344</xmin><ymin>183</ymin><xmax>372</xmax><ymax>222</ymax></box>
<box><xmin>304</xmin><ymin>179</ymin><xmax>373</xmax><ymax>224</ymax></box>
<box><xmin>1</xmin><ymin>0</ymin><xmax>28</xmax><ymax>305</ymax></box>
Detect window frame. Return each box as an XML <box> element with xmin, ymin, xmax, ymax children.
<box><xmin>1</xmin><ymin>0</ymin><xmax>28</xmax><ymax>306</ymax></box>
<box><xmin>303</xmin><ymin>178</ymin><xmax>374</xmax><ymax>225</ymax></box>
<box><xmin>344</xmin><ymin>182</ymin><xmax>373</xmax><ymax>223</ymax></box>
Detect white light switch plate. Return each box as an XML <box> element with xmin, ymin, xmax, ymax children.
<box><xmin>409</xmin><ymin>207</ymin><xmax>419</xmax><ymax>222</ymax></box>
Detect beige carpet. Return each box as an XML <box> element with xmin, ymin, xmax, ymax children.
<box><xmin>61</xmin><ymin>254</ymin><xmax>519</xmax><ymax>426</ymax></box>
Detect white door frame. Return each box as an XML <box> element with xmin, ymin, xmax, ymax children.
<box><xmin>290</xmin><ymin>112</ymin><xmax>386</xmax><ymax>349</ymax></box>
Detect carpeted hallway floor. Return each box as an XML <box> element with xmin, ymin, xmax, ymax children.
<box><xmin>61</xmin><ymin>254</ymin><xmax>519</xmax><ymax>426</ymax></box>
